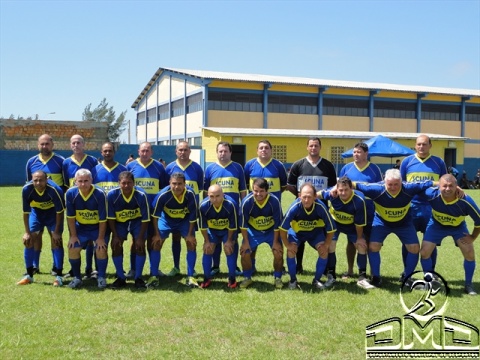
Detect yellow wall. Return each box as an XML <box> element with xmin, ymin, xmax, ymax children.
<box><xmin>323</xmin><ymin>88</ymin><xmax>371</xmax><ymax>97</ymax></box>
<box><xmin>323</xmin><ymin>116</ymin><xmax>370</xmax><ymax>131</ymax></box>
<box><xmin>209</xmin><ymin>81</ymin><xmax>264</xmax><ymax>91</ymax></box>
<box><xmin>373</xmin><ymin>118</ymin><xmax>417</xmax><ymax>132</ymax></box>
<box><xmin>465</xmin><ymin>143</ymin><xmax>479</xmax><ymax>158</ymax></box>
<box><xmin>375</xmin><ymin>91</ymin><xmax>417</xmax><ymax>100</ymax></box>
<box><xmin>208</xmin><ymin>111</ymin><xmax>263</xmax><ymax>128</ymax></box>
<box><xmin>465</xmin><ymin>122</ymin><xmax>480</xmax><ymax>141</ymax></box>
<box><xmin>421</xmin><ymin>120</ymin><xmax>461</xmax><ymax>136</ymax></box>
<box><xmin>267</xmin><ymin>114</ymin><xmax>317</xmax><ymax>129</ymax></box>
<box><xmin>269</xmin><ymin>84</ymin><xmax>319</xmax><ymax>94</ymax></box>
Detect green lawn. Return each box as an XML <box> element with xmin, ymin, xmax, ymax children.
<box><xmin>0</xmin><ymin>187</ymin><xmax>479</xmax><ymax>359</ymax></box>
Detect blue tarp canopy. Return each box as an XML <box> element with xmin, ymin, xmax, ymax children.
<box><xmin>341</xmin><ymin>134</ymin><xmax>415</xmax><ymax>158</ymax></box>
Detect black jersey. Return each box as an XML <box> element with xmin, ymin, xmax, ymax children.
<box><xmin>287</xmin><ymin>157</ymin><xmax>337</xmax><ymax>193</ymax></box>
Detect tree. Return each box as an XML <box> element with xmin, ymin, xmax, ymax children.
<box><xmin>82</xmin><ymin>98</ymin><xmax>128</xmax><ymax>142</ymax></box>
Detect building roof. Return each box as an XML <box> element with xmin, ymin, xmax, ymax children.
<box><xmin>132</xmin><ymin>67</ymin><xmax>480</xmax><ymax>108</ymax></box>
<box><xmin>203</xmin><ymin>127</ymin><xmax>467</xmax><ymax>141</ymax></box>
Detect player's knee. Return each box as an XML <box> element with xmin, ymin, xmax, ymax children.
<box><xmin>186</xmin><ymin>240</ymin><xmax>196</xmax><ymax>251</ymax></box>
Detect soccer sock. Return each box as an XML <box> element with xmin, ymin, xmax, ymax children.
<box><xmin>52</xmin><ymin>248</ymin><xmax>64</xmax><ymax>274</ymax></box>
<box><xmin>431</xmin><ymin>247</ymin><xmax>438</xmax><ymax>270</ymax></box>
<box><xmin>357</xmin><ymin>253</ymin><xmax>367</xmax><ymax>272</ymax></box>
<box><xmin>24</xmin><ymin>247</ymin><xmax>35</xmax><ymax>269</ymax></box>
<box><xmin>149</xmin><ymin>250</ymin><xmax>160</xmax><ymax>277</ymax></box>
<box><xmin>186</xmin><ymin>250</ymin><xmax>196</xmax><ymax>277</ymax></box>
<box><xmin>315</xmin><ymin>257</ymin><xmax>328</xmax><ymax>281</ymax></box>
<box><xmin>273</xmin><ymin>270</ymin><xmax>282</xmax><ymax>278</ymax></box>
<box><xmin>234</xmin><ymin>241</ymin><xmax>240</xmax><ymax>269</ymax></box>
<box><xmin>464</xmin><ymin>259</ymin><xmax>475</xmax><ymax>286</ymax></box>
<box><xmin>96</xmin><ymin>258</ymin><xmax>108</xmax><ymax>278</ymax></box>
<box><xmin>135</xmin><ymin>254</ymin><xmax>146</xmax><ymax>279</ymax></box>
<box><xmin>405</xmin><ymin>252</ymin><xmax>419</xmax><ymax>277</ymax></box>
<box><xmin>252</xmin><ymin>258</ymin><xmax>257</xmax><ymax>272</ymax></box>
<box><xmin>226</xmin><ymin>252</ymin><xmax>237</xmax><ymax>278</ymax></box>
<box><xmin>85</xmin><ymin>243</ymin><xmax>94</xmax><ymax>272</ymax></box>
<box><xmin>401</xmin><ymin>245</ymin><xmax>408</xmax><ymax>268</ymax></box>
<box><xmin>296</xmin><ymin>242</ymin><xmax>305</xmax><ymax>268</ymax></box>
<box><xmin>368</xmin><ymin>251</ymin><xmax>381</xmax><ymax>277</ymax></box>
<box><xmin>33</xmin><ymin>250</ymin><xmax>41</xmax><ymax>269</ymax></box>
<box><xmin>327</xmin><ymin>252</ymin><xmax>336</xmax><ymax>277</ymax></box>
<box><xmin>420</xmin><ymin>257</ymin><xmax>433</xmax><ymax>273</ymax></box>
<box><xmin>113</xmin><ymin>255</ymin><xmax>125</xmax><ymax>279</ymax></box>
<box><xmin>70</xmin><ymin>258</ymin><xmax>81</xmax><ymax>279</ymax></box>
<box><xmin>212</xmin><ymin>244</ymin><xmax>221</xmax><ymax>268</ymax></box>
<box><xmin>130</xmin><ymin>251</ymin><xmax>136</xmax><ymax>272</ymax></box>
<box><xmin>172</xmin><ymin>240</ymin><xmax>181</xmax><ymax>269</ymax></box>
<box><xmin>286</xmin><ymin>257</ymin><xmax>297</xmax><ymax>281</ymax></box>
<box><xmin>202</xmin><ymin>254</ymin><xmax>213</xmax><ymax>279</ymax></box>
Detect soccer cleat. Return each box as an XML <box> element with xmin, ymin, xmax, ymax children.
<box><xmin>68</xmin><ymin>278</ymin><xmax>82</xmax><ymax>289</ymax></box>
<box><xmin>91</xmin><ymin>270</ymin><xmax>98</xmax><ymax>280</ymax></box>
<box><xmin>235</xmin><ymin>267</ymin><xmax>243</xmax><ymax>276</ymax></box>
<box><xmin>464</xmin><ymin>285</ymin><xmax>477</xmax><ymax>295</ymax></box>
<box><xmin>324</xmin><ymin>274</ymin><xmax>336</xmax><ymax>288</ymax></box>
<box><xmin>240</xmin><ymin>278</ymin><xmax>253</xmax><ymax>289</ymax></box>
<box><xmin>82</xmin><ymin>269</ymin><xmax>93</xmax><ymax>281</ymax></box>
<box><xmin>134</xmin><ymin>278</ymin><xmax>147</xmax><ymax>289</ymax></box>
<box><xmin>200</xmin><ymin>279</ymin><xmax>212</xmax><ymax>289</ymax></box>
<box><xmin>398</xmin><ymin>272</ymin><xmax>406</xmax><ymax>283</ymax></box>
<box><xmin>274</xmin><ymin>277</ymin><xmax>283</xmax><ymax>289</ymax></box>
<box><xmin>53</xmin><ymin>276</ymin><xmax>63</xmax><ymax>287</ymax></box>
<box><xmin>210</xmin><ymin>267</ymin><xmax>220</xmax><ymax>276</ymax></box>
<box><xmin>312</xmin><ymin>279</ymin><xmax>325</xmax><ymax>290</ymax></box>
<box><xmin>227</xmin><ymin>278</ymin><xmax>238</xmax><ymax>289</ymax></box>
<box><xmin>341</xmin><ymin>271</ymin><xmax>354</xmax><ymax>280</ymax></box>
<box><xmin>111</xmin><ymin>277</ymin><xmax>127</xmax><ymax>289</ymax></box>
<box><xmin>63</xmin><ymin>269</ymin><xmax>74</xmax><ymax>279</ymax></box>
<box><xmin>357</xmin><ymin>278</ymin><xmax>375</xmax><ymax>289</ymax></box>
<box><xmin>186</xmin><ymin>277</ymin><xmax>199</xmax><ymax>288</ymax></box>
<box><xmin>357</xmin><ymin>272</ymin><xmax>368</xmax><ymax>282</ymax></box>
<box><xmin>51</xmin><ymin>267</ymin><xmax>58</xmax><ymax>276</ymax></box>
<box><xmin>125</xmin><ymin>269</ymin><xmax>135</xmax><ymax>279</ymax></box>
<box><xmin>97</xmin><ymin>277</ymin><xmax>107</xmax><ymax>289</ymax></box>
<box><xmin>370</xmin><ymin>276</ymin><xmax>382</xmax><ymax>288</ymax></box>
<box><xmin>288</xmin><ymin>280</ymin><xmax>300</xmax><ymax>290</ymax></box>
<box><xmin>147</xmin><ymin>276</ymin><xmax>160</xmax><ymax>288</ymax></box>
<box><xmin>17</xmin><ymin>275</ymin><xmax>33</xmax><ymax>285</ymax></box>
<box><xmin>167</xmin><ymin>267</ymin><xmax>180</xmax><ymax>277</ymax></box>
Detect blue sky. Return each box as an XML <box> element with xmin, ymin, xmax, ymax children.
<box><xmin>1</xmin><ymin>0</ymin><xmax>479</xmax><ymax>143</ymax></box>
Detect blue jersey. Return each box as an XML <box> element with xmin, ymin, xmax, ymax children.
<box><xmin>199</xmin><ymin>194</ymin><xmax>238</xmax><ymax>236</ymax></box>
<box><xmin>66</xmin><ymin>185</ymin><xmax>107</xmax><ymax>232</ymax></box>
<box><xmin>244</xmin><ymin>158</ymin><xmax>287</xmax><ymax>201</ymax></box>
<box><xmin>26</xmin><ymin>152</ymin><xmax>65</xmax><ymax>187</ymax></box>
<box><xmin>126</xmin><ymin>159</ymin><xmax>168</xmax><ymax>204</ymax></box>
<box><xmin>355</xmin><ymin>181</ymin><xmax>433</xmax><ymax>227</ymax></box>
<box><xmin>92</xmin><ymin>161</ymin><xmax>128</xmax><ymax>192</ymax></box>
<box><xmin>321</xmin><ymin>189</ymin><xmax>368</xmax><ymax>234</ymax></box>
<box><xmin>107</xmin><ymin>187</ymin><xmax>150</xmax><ymax>223</ymax></box>
<box><xmin>422</xmin><ymin>188</ymin><xmax>480</xmax><ymax>229</ymax></box>
<box><xmin>339</xmin><ymin>162</ymin><xmax>383</xmax><ymax>183</ymax></box>
<box><xmin>400</xmin><ymin>154</ymin><xmax>447</xmax><ymax>208</ymax></box>
<box><xmin>152</xmin><ymin>186</ymin><xmax>198</xmax><ymax>225</ymax></box>
<box><xmin>165</xmin><ymin>160</ymin><xmax>204</xmax><ymax>197</ymax></box>
<box><xmin>204</xmin><ymin>161</ymin><xmax>247</xmax><ymax>204</ymax></box>
<box><xmin>240</xmin><ymin>193</ymin><xmax>282</xmax><ymax>233</ymax></box>
<box><xmin>22</xmin><ymin>179</ymin><xmax>65</xmax><ymax>221</ymax></box>
<box><xmin>63</xmin><ymin>154</ymin><xmax>99</xmax><ymax>188</ymax></box>
<box><xmin>280</xmin><ymin>198</ymin><xmax>336</xmax><ymax>240</ymax></box>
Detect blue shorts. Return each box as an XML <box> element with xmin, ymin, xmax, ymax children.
<box><xmin>158</xmin><ymin>217</ymin><xmax>192</xmax><ymax>239</ymax></box>
<box><xmin>29</xmin><ymin>211</ymin><xmax>63</xmax><ymax>233</ymax></box>
<box><xmin>411</xmin><ymin>204</ymin><xmax>431</xmax><ymax>233</ymax></box>
<box><xmin>246</xmin><ymin>228</ymin><xmax>275</xmax><ymax>250</ymax></box>
<box><xmin>333</xmin><ymin>230</ymin><xmax>361</xmax><ymax>244</ymax></box>
<box><xmin>206</xmin><ymin>230</ymin><xmax>232</xmax><ymax>245</ymax></box>
<box><xmin>115</xmin><ymin>221</ymin><xmax>146</xmax><ymax>241</ymax></box>
<box><xmin>423</xmin><ymin>221</ymin><xmax>467</xmax><ymax>246</ymax></box>
<box><xmin>287</xmin><ymin>229</ymin><xmax>325</xmax><ymax>249</ymax></box>
<box><xmin>73</xmin><ymin>228</ymin><xmax>100</xmax><ymax>248</ymax></box>
<box><xmin>369</xmin><ymin>223</ymin><xmax>418</xmax><ymax>245</ymax></box>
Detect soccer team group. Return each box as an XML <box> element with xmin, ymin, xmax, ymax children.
<box><xmin>18</xmin><ymin>133</ymin><xmax>480</xmax><ymax>294</ymax></box>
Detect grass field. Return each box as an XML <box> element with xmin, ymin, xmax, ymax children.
<box><xmin>0</xmin><ymin>187</ymin><xmax>479</xmax><ymax>359</ymax></box>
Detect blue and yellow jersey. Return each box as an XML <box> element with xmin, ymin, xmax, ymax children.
<box><xmin>22</xmin><ymin>179</ymin><xmax>64</xmax><ymax>220</ymax></box>
<box><xmin>26</xmin><ymin>153</ymin><xmax>65</xmax><ymax>187</ymax></box>
<box><xmin>204</xmin><ymin>161</ymin><xmax>247</xmax><ymax>205</ymax></box>
<box><xmin>280</xmin><ymin>198</ymin><xmax>336</xmax><ymax>239</ymax></box>
<box><xmin>199</xmin><ymin>194</ymin><xmax>238</xmax><ymax>235</ymax></box>
<box><xmin>240</xmin><ymin>192</ymin><xmax>282</xmax><ymax>233</ymax></box>
<box><xmin>422</xmin><ymin>188</ymin><xmax>480</xmax><ymax>228</ymax></box>
<box><xmin>165</xmin><ymin>160</ymin><xmax>204</xmax><ymax>198</ymax></box>
<box><xmin>400</xmin><ymin>154</ymin><xmax>447</xmax><ymax>207</ymax></box>
<box><xmin>92</xmin><ymin>161</ymin><xmax>127</xmax><ymax>193</ymax></box>
<box><xmin>62</xmin><ymin>154</ymin><xmax>99</xmax><ymax>188</ymax></box>
<box><xmin>66</xmin><ymin>185</ymin><xmax>107</xmax><ymax>231</ymax></box>
<box><xmin>320</xmin><ymin>189</ymin><xmax>368</xmax><ymax>234</ymax></box>
<box><xmin>244</xmin><ymin>158</ymin><xmax>287</xmax><ymax>202</ymax></box>
<box><xmin>151</xmin><ymin>186</ymin><xmax>197</xmax><ymax>225</ymax></box>
<box><xmin>355</xmin><ymin>181</ymin><xmax>433</xmax><ymax>227</ymax></box>
<box><xmin>126</xmin><ymin>159</ymin><xmax>168</xmax><ymax>205</ymax></box>
<box><xmin>339</xmin><ymin>162</ymin><xmax>383</xmax><ymax>183</ymax></box>
<box><xmin>107</xmin><ymin>186</ymin><xmax>150</xmax><ymax>223</ymax></box>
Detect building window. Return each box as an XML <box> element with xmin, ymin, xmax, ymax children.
<box><xmin>268</xmin><ymin>95</ymin><xmax>317</xmax><ymax>114</ymax></box>
<box><xmin>171</xmin><ymin>99</ymin><xmax>185</xmax><ymax>117</ymax></box>
<box><xmin>373</xmin><ymin>100</ymin><xmax>416</xmax><ymax>119</ymax></box>
<box><xmin>323</xmin><ymin>98</ymin><xmax>368</xmax><ymax>117</ymax></box>
<box><xmin>137</xmin><ymin>111</ymin><xmax>146</xmax><ymax>126</ymax></box>
<box><xmin>187</xmin><ymin>93</ymin><xmax>203</xmax><ymax>114</ymax></box>
<box><xmin>192</xmin><ymin>137</ymin><xmax>202</xmax><ymax>146</ymax></box>
<box><xmin>421</xmin><ymin>103</ymin><xmax>460</xmax><ymax>121</ymax></box>
<box><xmin>158</xmin><ymin>103</ymin><xmax>169</xmax><ymax>120</ymax></box>
<box><xmin>330</xmin><ymin>146</ymin><xmax>345</xmax><ymax>165</ymax></box>
<box><xmin>147</xmin><ymin>108</ymin><xmax>156</xmax><ymax>123</ymax></box>
<box><xmin>208</xmin><ymin>91</ymin><xmax>263</xmax><ymax>112</ymax></box>
<box><xmin>272</xmin><ymin>145</ymin><xmax>287</xmax><ymax>163</ymax></box>
<box><xmin>466</xmin><ymin>105</ymin><xmax>480</xmax><ymax>122</ymax></box>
